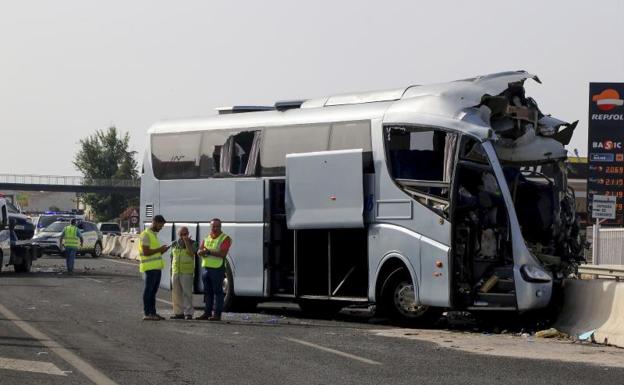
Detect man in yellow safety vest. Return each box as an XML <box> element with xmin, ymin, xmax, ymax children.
<box><xmin>196</xmin><ymin>218</ymin><xmax>232</xmax><ymax>321</ymax></box>
<box><xmin>170</xmin><ymin>226</ymin><xmax>196</xmax><ymax>320</ymax></box>
<box><xmin>138</xmin><ymin>215</ymin><xmax>170</xmax><ymax>321</ymax></box>
<box><xmin>60</xmin><ymin>219</ymin><xmax>83</xmax><ymax>274</ymax></box>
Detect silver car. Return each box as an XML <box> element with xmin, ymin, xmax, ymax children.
<box><xmin>32</xmin><ymin>220</ymin><xmax>103</xmax><ymax>257</ymax></box>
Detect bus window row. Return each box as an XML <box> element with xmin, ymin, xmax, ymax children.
<box><xmin>150</xmin><ymin>120</ymin><xmax>372</xmax><ymax>180</ymax></box>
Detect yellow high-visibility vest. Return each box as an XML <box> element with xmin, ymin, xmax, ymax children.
<box><xmin>201</xmin><ymin>232</ymin><xmax>230</xmax><ymax>269</ymax></box>
<box><xmin>172</xmin><ymin>241</ymin><xmax>195</xmax><ymax>275</ymax></box>
<box><xmin>63</xmin><ymin>225</ymin><xmax>80</xmax><ymax>249</ymax></box>
<box><xmin>138</xmin><ymin>228</ymin><xmax>164</xmax><ymax>272</ymax></box>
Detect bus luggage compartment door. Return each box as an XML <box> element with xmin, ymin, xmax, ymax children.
<box><xmin>286</xmin><ymin>149</ymin><xmax>364</xmax><ymax>229</ymax></box>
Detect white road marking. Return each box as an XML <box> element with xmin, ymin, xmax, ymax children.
<box><xmin>83</xmin><ymin>277</ymin><xmax>104</xmax><ymax>284</ymax></box>
<box><xmin>0</xmin><ymin>357</ymin><xmax>66</xmax><ymax>376</ymax></box>
<box><xmin>0</xmin><ymin>302</ymin><xmax>118</xmax><ymax>385</ymax></box>
<box><xmin>156</xmin><ymin>298</ymin><xmax>173</xmax><ymax>305</ymax></box>
<box><xmin>102</xmin><ymin>258</ymin><xmax>136</xmax><ymax>267</ymax></box>
<box><xmin>284</xmin><ymin>337</ymin><xmax>381</xmax><ymax>365</ymax></box>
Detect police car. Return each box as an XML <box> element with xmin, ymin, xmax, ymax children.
<box><xmin>32</xmin><ymin>219</ymin><xmax>103</xmax><ymax>257</ymax></box>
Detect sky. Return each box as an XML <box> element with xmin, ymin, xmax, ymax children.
<box><xmin>1</xmin><ymin>0</ymin><xmax>623</xmax><ymax>175</ymax></box>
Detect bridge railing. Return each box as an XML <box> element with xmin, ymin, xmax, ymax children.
<box><xmin>0</xmin><ymin>174</ymin><xmax>140</xmax><ymax>188</ymax></box>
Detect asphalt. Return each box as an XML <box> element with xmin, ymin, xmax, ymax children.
<box><xmin>0</xmin><ymin>255</ymin><xmax>622</xmax><ymax>385</ymax></box>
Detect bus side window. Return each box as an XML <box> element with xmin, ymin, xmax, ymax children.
<box><xmin>329</xmin><ymin>121</ymin><xmax>374</xmax><ymax>173</ymax></box>
<box><xmin>386</xmin><ymin>127</ymin><xmax>457</xmax><ymax>199</ymax></box>
<box><xmin>260</xmin><ymin>124</ymin><xmax>331</xmax><ymax>176</ymax></box>
<box><xmin>152</xmin><ymin>132</ymin><xmax>202</xmax><ymax>179</ymax></box>
<box><xmin>199</xmin><ymin>131</ymin><xmax>230</xmax><ymax>177</ymax></box>
<box><xmin>220</xmin><ymin>131</ymin><xmax>260</xmax><ymax>176</ymax></box>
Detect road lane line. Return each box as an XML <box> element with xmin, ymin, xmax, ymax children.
<box><xmin>284</xmin><ymin>337</ymin><xmax>381</xmax><ymax>365</ymax></box>
<box><xmin>83</xmin><ymin>277</ymin><xmax>104</xmax><ymax>284</ymax></box>
<box><xmin>0</xmin><ymin>357</ymin><xmax>66</xmax><ymax>376</ymax></box>
<box><xmin>156</xmin><ymin>298</ymin><xmax>173</xmax><ymax>305</ymax></box>
<box><xmin>0</xmin><ymin>302</ymin><xmax>118</xmax><ymax>385</ymax></box>
<box><xmin>102</xmin><ymin>258</ymin><xmax>137</xmax><ymax>266</ymax></box>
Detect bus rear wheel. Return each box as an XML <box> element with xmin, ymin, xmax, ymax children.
<box><xmin>222</xmin><ymin>263</ymin><xmax>258</xmax><ymax>313</ymax></box>
<box><xmin>377</xmin><ymin>267</ymin><xmax>441</xmax><ymax>326</ymax></box>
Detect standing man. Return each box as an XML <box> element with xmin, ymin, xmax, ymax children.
<box><xmin>170</xmin><ymin>226</ymin><xmax>196</xmax><ymax>320</ymax></box>
<box><xmin>60</xmin><ymin>219</ymin><xmax>83</xmax><ymax>274</ymax></box>
<box><xmin>197</xmin><ymin>218</ymin><xmax>232</xmax><ymax>321</ymax></box>
<box><xmin>139</xmin><ymin>215</ymin><xmax>170</xmax><ymax>321</ymax></box>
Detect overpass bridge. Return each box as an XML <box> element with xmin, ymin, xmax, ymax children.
<box><xmin>0</xmin><ymin>174</ymin><xmax>140</xmax><ymax>195</ymax></box>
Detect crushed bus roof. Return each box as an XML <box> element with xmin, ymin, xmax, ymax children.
<box><xmin>148</xmin><ymin>71</ymin><xmax>573</xmax><ymax>151</ymax></box>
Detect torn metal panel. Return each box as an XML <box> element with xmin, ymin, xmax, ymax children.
<box><xmin>383</xmin><ymin>70</ymin><xmax>574</xmax><ymax>164</ymax></box>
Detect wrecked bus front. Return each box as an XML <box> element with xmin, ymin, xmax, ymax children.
<box><xmin>383</xmin><ymin>71</ymin><xmax>583</xmax><ymax>313</ymax></box>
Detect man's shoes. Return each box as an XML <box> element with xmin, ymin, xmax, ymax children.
<box><xmin>142</xmin><ymin>315</ymin><xmax>160</xmax><ymax>321</ymax></box>
<box><xmin>185</xmin><ymin>315</ymin><xmax>193</xmax><ymax>320</ymax></box>
<box><xmin>154</xmin><ymin>314</ymin><xmax>165</xmax><ymax>320</ymax></box>
<box><xmin>170</xmin><ymin>314</ymin><xmax>184</xmax><ymax>320</ymax></box>
<box><xmin>196</xmin><ymin>313</ymin><xmax>210</xmax><ymax>320</ymax></box>
<box><xmin>208</xmin><ymin>315</ymin><xmax>221</xmax><ymax>321</ymax></box>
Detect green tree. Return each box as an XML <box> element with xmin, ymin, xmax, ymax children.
<box><xmin>73</xmin><ymin>127</ymin><xmax>139</xmax><ymax>221</ymax></box>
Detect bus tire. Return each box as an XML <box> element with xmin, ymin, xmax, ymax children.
<box><xmin>222</xmin><ymin>263</ymin><xmax>258</xmax><ymax>313</ymax></box>
<box><xmin>377</xmin><ymin>267</ymin><xmax>441</xmax><ymax>326</ymax></box>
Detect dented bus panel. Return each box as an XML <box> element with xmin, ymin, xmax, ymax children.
<box><xmin>142</xmin><ymin>71</ymin><xmax>583</xmax><ymax>323</ymax></box>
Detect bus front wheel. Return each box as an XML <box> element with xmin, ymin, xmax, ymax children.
<box><xmin>377</xmin><ymin>267</ymin><xmax>441</xmax><ymax>326</ymax></box>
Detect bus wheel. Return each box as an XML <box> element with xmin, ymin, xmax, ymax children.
<box><xmin>378</xmin><ymin>267</ymin><xmax>440</xmax><ymax>326</ymax></box>
<box><xmin>298</xmin><ymin>300</ymin><xmax>344</xmax><ymax>319</ymax></box>
<box><xmin>222</xmin><ymin>263</ymin><xmax>257</xmax><ymax>313</ymax></box>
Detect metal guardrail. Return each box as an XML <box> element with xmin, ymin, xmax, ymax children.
<box><xmin>578</xmin><ymin>264</ymin><xmax>624</xmax><ymax>280</ymax></box>
<box><xmin>0</xmin><ymin>174</ymin><xmax>140</xmax><ymax>188</ymax></box>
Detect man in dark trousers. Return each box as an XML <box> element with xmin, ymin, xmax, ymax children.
<box><xmin>60</xmin><ymin>219</ymin><xmax>83</xmax><ymax>274</ymax></box>
<box><xmin>138</xmin><ymin>215</ymin><xmax>170</xmax><ymax>321</ymax></box>
<box><xmin>197</xmin><ymin>218</ymin><xmax>232</xmax><ymax>321</ymax></box>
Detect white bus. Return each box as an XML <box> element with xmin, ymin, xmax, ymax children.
<box><xmin>140</xmin><ymin>71</ymin><xmax>583</xmax><ymax>323</ymax></box>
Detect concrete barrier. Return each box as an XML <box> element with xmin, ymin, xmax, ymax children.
<box><xmin>109</xmin><ymin>237</ymin><xmax>124</xmax><ymax>256</ymax></box>
<box><xmin>118</xmin><ymin>236</ymin><xmax>131</xmax><ymax>257</ymax></box>
<box><xmin>556</xmin><ymin>279</ymin><xmax>624</xmax><ymax>348</ymax></box>
<box><xmin>121</xmin><ymin>235</ymin><xmax>139</xmax><ymax>260</ymax></box>
<box><xmin>103</xmin><ymin>235</ymin><xmax>116</xmax><ymax>255</ymax></box>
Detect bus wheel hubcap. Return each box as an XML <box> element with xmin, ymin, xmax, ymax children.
<box><xmin>394</xmin><ymin>282</ymin><xmax>427</xmax><ymax>317</ymax></box>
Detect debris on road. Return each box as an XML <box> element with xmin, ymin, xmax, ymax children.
<box><xmin>535</xmin><ymin>328</ymin><xmax>568</xmax><ymax>339</ymax></box>
<box><xmin>577</xmin><ymin>330</ymin><xmax>596</xmax><ymax>342</ymax></box>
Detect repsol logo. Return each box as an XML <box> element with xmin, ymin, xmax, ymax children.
<box><xmin>592</xmin><ymin>114</ymin><xmax>624</xmax><ymax>121</ymax></box>
<box><xmin>593</xmin><ymin>140</ymin><xmax>623</xmax><ymax>150</ymax></box>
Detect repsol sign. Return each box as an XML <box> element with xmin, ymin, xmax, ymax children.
<box><xmin>588</xmin><ymin>82</ymin><xmax>624</xmax><ymax>223</ymax></box>
<box><xmin>592</xmin><ymin>113</ymin><xmax>624</xmax><ymax>121</ymax></box>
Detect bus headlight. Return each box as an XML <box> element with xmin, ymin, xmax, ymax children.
<box><xmin>521</xmin><ymin>264</ymin><xmax>551</xmax><ymax>283</ymax></box>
